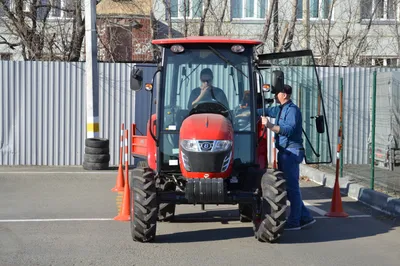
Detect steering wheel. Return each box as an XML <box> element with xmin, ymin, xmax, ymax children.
<box><xmin>189</xmin><ymin>101</ymin><xmax>231</xmax><ymax>119</ymax></box>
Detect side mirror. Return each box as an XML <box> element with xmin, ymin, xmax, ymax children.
<box><xmin>271</xmin><ymin>70</ymin><xmax>284</xmax><ymax>94</ymax></box>
<box><xmin>315</xmin><ymin>115</ymin><xmax>325</xmax><ymax>133</ymax></box>
<box><xmin>130</xmin><ymin>66</ymin><xmax>143</xmax><ymax>91</ymax></box>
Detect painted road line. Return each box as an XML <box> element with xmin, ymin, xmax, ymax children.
<box><xmin>0</xmin><ymin>218</ymin><xmax>113</xmax><ymax>223</ymax></box>
<box><xmin>0</xmin><ymin>215</ymin><xmax>372</xmax><ymax>223</ymax></box>
<box><xmin>303</xmin><ymin>201</ymin><xmax>327</xmax><ymax>216</ymax></box>
<box><xmin>314</xmin><ymin>215</ymin><xmax>372</xmax><ymax>219</ymax></box>
<box><xmin>0</xmin><ymin>172</ymin><xmax>115</xmax><ymax>174</ymax></box>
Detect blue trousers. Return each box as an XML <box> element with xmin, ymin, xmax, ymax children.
<box><xmin>277</xmin><ymin>148</ymin><xmax>313</xmax><ymax>227</ymax></box>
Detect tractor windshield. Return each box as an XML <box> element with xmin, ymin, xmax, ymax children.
<box><xmin>161</xmin><ymin>45</ymin><xmax>254</xmax><ymax>132</ymax></box>
<box><xmin>258</xmin><ymin>51</ymin><xmax>332</xmax><ymax>164</ymax></box>
<box><xmin>159</xmin><ymin>44</ymin><xmax>257</xmax><ymax>169</ymax></box>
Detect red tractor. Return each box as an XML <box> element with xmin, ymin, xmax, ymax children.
<box><xmin>129</xmin><ymin>37</ymin><xmax>331</xmax><ymax>243</ymax></box>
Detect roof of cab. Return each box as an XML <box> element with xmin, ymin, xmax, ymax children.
<box><xmin>152</xmin><ymin>36</ymin><xmax>263</xmax><ymax>46</ymax></box>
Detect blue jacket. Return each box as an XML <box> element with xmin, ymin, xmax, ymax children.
<box><xmin>257</xmin><ymin>100</ymin><xmax>303</xmax><ymax>151</ymax></box>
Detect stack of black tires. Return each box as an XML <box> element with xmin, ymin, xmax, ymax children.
<box><xmin>83</xmin><ymin>138</ymin><xmax>110</xmax><ymax>170</ymax></box>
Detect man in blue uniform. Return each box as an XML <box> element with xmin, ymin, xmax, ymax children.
<box><xmin>257</xmin><ymin>84</ymin><xmax>316</xmax><ymax>230</ymax></box>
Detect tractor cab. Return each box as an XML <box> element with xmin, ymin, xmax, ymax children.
<box><xmin>132</xmin><ymin>37</ymin><xmax>265</xmax><ymax>174</ymax></box>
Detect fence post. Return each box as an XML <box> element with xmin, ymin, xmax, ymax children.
<box><xmin>340</xmin><ymin>77</ymin><xmax>344</xmax><ymax>178</ymax></box>
<box><xmin>370</xmin><ymin>71</ymin><xmax>377</xmax><ymax>190</ymax></box>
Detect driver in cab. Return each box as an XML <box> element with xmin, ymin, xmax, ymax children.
<box><xmin>187</xmin><ymin>68</ymin><xmax>229</xmax><ymax>110</ymax></box>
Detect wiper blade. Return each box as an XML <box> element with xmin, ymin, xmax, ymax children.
<box><xmin>207</xmin><ymin>46</ymin><xmax>248</xmax><ymax>78</ymax></box>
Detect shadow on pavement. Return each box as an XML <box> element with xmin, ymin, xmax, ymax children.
<box><xmin>280</xmin><ymin>216</ymin><xmax>399</xmax><ymax>244</ymax></box>
<box><xmin>158</xmin><ymin>213</ymin><xmax>398</xmax><ymax>244</ymax></box>
<box><xmin>156</xmin><ymin>227</ymin><xmax>253</xmax><ymax>243</ymax></box>
<box><xmin>156</xmin><ymin>187</ymin><xmax>399</xmax><ymax>244</ymax></box>
<box><xmin>171</xmin><ymin>209</ymin><xmax>240</xmax><ymax>224</ymax></box>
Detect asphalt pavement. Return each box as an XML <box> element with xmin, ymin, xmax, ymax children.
<box><xmin>0</xmin><ymin>167</ymin><xmax>399</xmax><ymax>266</ymax></box>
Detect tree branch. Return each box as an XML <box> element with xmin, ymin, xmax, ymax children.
<box><xmin>0</xmin><ymin>35</ymin><xmax>21</xmax><ymax>49</ymax></box>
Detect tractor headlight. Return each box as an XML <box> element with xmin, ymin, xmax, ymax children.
<box><xmin>180</xmin><ymin>139</ymin><xmax>199</xmax><ymax>152</ymax></box>
<box><xmin>180</xmin><ymin>140</ymin><xmax>232</xmax><ymax>152</ymax></box>
<box><xmin>213</xmin><ymin>140</ymin><xmax>232</xmax><ymax>152</ymax></box>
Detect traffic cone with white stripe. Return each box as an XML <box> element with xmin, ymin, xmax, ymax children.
<box><xmin>114</xmin><ymin>130</ymin><xmax>130</xmax><ymax>221</ymax></box>
<box><xmin>112</xmin><ymin>123</ymin><xmax>125</xmax><ymax>192</ymax></box>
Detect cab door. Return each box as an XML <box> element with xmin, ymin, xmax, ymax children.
<box><xmin>256</xmin><ymin>50</ymin><xmax>332</xmax><ymax>164</ymax></box>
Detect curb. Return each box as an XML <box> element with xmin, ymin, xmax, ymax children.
<box><xmin>300</xmin><ymin>165</ymin><xmax>400</xmax><ymax>217</ymax></box>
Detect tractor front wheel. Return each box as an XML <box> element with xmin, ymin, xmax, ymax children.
<box><xmin>253</xmin><ymin>170</ymin><xmax>287</xmax><ymax>243</ymax></box>
<box><xmin>130</xmin><ymin>168</ymin><xmax>158</xmax><ymax>242</ymax></box>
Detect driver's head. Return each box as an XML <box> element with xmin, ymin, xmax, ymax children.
<box><xmin>200</xmin><ymin>68</ymin><xmax>213</xmax><ymax>86</ymax></box>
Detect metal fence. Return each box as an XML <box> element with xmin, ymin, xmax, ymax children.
<box><xmin>0</xmin><ymin>60</ymin><xmax>398</xmax><ymax>166</ymax></box>
<box><xmin>0</xmin><ymin>61</ymin><xmax>156</xmax><ymax>166</ymax></box>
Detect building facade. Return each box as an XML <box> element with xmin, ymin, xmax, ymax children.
<box><xmin>152</xmin><ymin>0</ymin><xmax>400</xmax><ymax>66</ymax></box>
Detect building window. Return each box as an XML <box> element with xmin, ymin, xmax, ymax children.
<box><xmin>361</xmin><ymin>0</ymin><xmax>396</xmax><ymax>20</ymax></box>
<box><xmin>297</xmin><ymin>0</ymin><xmax>332</xmax><ymax>19</ymax></box>
<box><xmin>359</xmin><ymin>56</ymin><xmax>398</xmax><ymax>66</ymax></box>
<box><xmin>39</xmin><ymin>0</ymin><xmax>74</xmax><ymax>19</ymax></box>
<box><xmin>0</xmin><ymin>0</ymin><xmax>11</xmax><ymax>17</ymax></box>
<box><xmin>1</xmin><ymin>0</ymin><xmax>73</xmax><ymax>19</ymax></box>
<box><xmin>170</xmin><ymin>0</ymin><xmax>203</xmax><ymax>19</ymax></box>
<box><xmin>231</xmin><ymin>0</ymin><xmax>267</xmax><ymax>19</ymax></box>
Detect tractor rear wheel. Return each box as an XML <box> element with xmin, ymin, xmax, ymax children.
<box><xmin>130</xmin><ymin>168</ymin><xmax>158</xmax><ymax>242</ymax></box>
<box><xmin>253</xmin><ymin>170</ymin><xmax>287</xmax><ymax>243</ymax></box>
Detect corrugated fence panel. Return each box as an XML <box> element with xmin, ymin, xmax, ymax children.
<box><xmin>0</xmin><ymin>61</ymin><xmax>398</xmax><ymax>166</ymax></box>
<box><xmin>0</xmin><ymin>61</ymin><xmax>156</xmax><ymax>166</ymax></box>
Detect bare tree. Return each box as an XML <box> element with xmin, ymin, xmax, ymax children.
<box><xmin>198</xmin><ymin>0</ymin><xmax>210</xmax><ymax>36</ymax></box>
<box><xmin>347</xmin><ymin>0</ymin><xmax>381</xmax><ymax>65</ymax></box>
<box><xmin>259</xmin><ymin>0</ymin><xmax>300</xmax><ymax>53</ymax></box>
<box><xmin>0</xmin><ymin>0</ymin><xmax>85</xmax><ymax>61</ymax></box>
<box><xmin>163</xmin><ymin>0</ymin><xmax>173</xmax><ymax>38</ymax></box>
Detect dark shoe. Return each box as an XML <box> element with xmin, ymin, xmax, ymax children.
<box><xmin>284</xmin><ymin>223</ymin><xmax>301</xmax><ymax>231</ymax></box>
<box><xmin>300</xmin><ymin>218</ymin><xmax>316</xmax><ymax>229</ymax></box>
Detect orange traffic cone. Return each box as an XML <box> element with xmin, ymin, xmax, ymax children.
<box><xmin>114</xmin><ymin>172</ymin><xmax>130</xmax><ymax>221</ymax></box>
<box><xmin>112</xmin><ymin>123</ymin><xmax>125</xmax><ymax>192</ymax></box>
<box><xmin>111</xmin><ymin>163</ymin><xmax>124</xmax><ymax>192</ymax></box>
<box><xmin>325</xmin><ymin>175</ymin><xmax>348</xmax><ymax>217</ymax></box>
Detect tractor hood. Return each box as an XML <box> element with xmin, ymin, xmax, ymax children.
<box><xmin>179</xmin><ymin>113</ymin><xmax>234</xmax><ymax>141</ymax></box>
<box><xmin>179</xmin><ymin>113</ymin><xmax>234</xmax><ymax>178</ymax></box>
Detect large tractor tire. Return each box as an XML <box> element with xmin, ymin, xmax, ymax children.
<box><xmin>135</xmin><ymin>160</ymin><xmax>176</xmax><ymax>222</ymax></box>
<box><xmin>253</xmin><ymin>170</ymin><xmax>287</xmax><ymax>243</ymax></box>
<box><xmin>130</xmin><ymin>168</ymin><xmax>158</xmax><ymax>243</ymax></box>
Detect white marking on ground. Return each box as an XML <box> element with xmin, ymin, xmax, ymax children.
<box><xmin>314</xmin><ymin>214</ymin><xmax>372</xmax><ymax>219</ymax></box>
<box><xmin>0</xmin><ymin>218</ymin><xmax>113</xmax><ymax>223</ymax></box>
<box><xmin>303</xmin><ymin>201</ymin><xmax>327</xmax><ymax>216</ymax></box>
<box><xmin>0</xmin><ymin>172</ymin><xmax>114</xmax><ymax>174</ymax></box>
<box><xmin>0</xmin><ymin>214</ymin><xmax>372</xmax><ymax>223</ymax></box>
